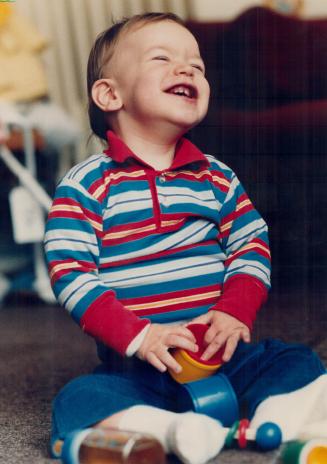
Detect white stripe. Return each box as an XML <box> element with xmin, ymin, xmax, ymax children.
<box><xmin>102</xmin><ymin>262</ymin><xmax>224</xmax><ymax>289</ymax></box>
<box><xmin>45</xmin><ymin>237</ymin><xmax>99</xmax><ymax>256</ymax></box>
<box><xmin>101</xmin><ymin>256</ymin><xmax>224</xmax><ymax>288</ymax></box>
<box><xmin>158</xmin><ymin>193</ymin><xmax>219</xmax><ymax>211</ymax></box>
<box><xmin>226</xmin><ymin>219</ymin><xmax>267</xmax><ymax>252</ymax></box>
<box><xmin>45</xmin><ymin>228</ymin><xmax>98</xmax><ymax>246</ymax></box>
<box><xmin>59</xmin><ymin>274</ymin><xmax>104</xmax><ymax>311</ymax></box>
<box><xmin>68</xmin><ymin>154</ymin><xmax>109</xmax><ymax>182</ymax></box>
<box><xmin>60</xmin><ymin>178</ymin><xmax>98</xmax><ymax>202</ymax></box>
<box><xmin>107</xmin><ymin>189</ymin><xmax>151</xmax><ymax>203</ymax></box>
<box><xmin>225</xmin><ymin>259</ymin><xmax>270</xmax><ymax>286</ymax></box>
<box><xmin>68</xmin><ymin>154</ymin><xmax>102</xmax><ymax>178</ymax></box>
<box><xmin>157</xmin><ymin>185</ymin><xmax>216</xmax><ymax>202</ymax></box>
<box><xmin>205</xmin><ymin>155</ymin><xmax>232</xmax><ymax>174</ymax></box>
<box><xmin>224</xmin><ymin>175</ymin><xmax>238</xmax><ymax>203</ymax></box>
<box><xmin>104</xmin><ymin>197</ymin><xmax>153</xmax><ymax>219</ymax></box>
<box><xmin>101</xmin><ymin>220</ymin><xmax>217</xmax><ymax>264</ymax></box>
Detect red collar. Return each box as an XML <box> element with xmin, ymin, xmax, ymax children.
<box><xmin>103</xmin><ymin>130</ymin><xmax>209</xmax><ymax>170</ymax></box>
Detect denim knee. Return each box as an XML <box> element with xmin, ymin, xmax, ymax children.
<box><xmin>52</xmin><ymin>373</ymin><xmax>136</xmax><ymax>441</ymax></box>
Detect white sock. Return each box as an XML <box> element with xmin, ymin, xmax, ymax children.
<box><xmin>119</xmin><ymin>405</ymin><xmax>225</xmax><ymax>464</ymax></box>
<box><xmin>251</xmin><ymin>374</ymin><xmax>327</xmax><ymax>441</ymax></box>
<box><xmin>298</xmin><ymin>420</ymin><xmax>327</xmax><ymax>440</ymax></box>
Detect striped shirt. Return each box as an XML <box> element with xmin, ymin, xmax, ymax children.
<box><xmin>44</xmin><ymin>131</ymin><xmax>271</xmax><ymax>355</ymax></box>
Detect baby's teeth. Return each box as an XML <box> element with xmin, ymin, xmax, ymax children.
<box><xmin>173</xmin><ymin>86</ymin><xmax>190</xmax><ymax>96</ymax></box>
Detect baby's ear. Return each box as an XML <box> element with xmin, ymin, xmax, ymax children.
<box><xmin>91</xmin><ymin>78</ymin><xmax>122</xmax><ymax>112</ymax></box>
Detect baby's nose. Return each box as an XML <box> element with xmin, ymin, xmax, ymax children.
<box><xmin>174</xmin><ymin>62</ymin><xmax>194</xmax><ymax>77</ymax></box>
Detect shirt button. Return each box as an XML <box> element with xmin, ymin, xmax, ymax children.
<box><xmin>162</xmin><ymin>197</ymin><xmax>168</xmax><ymax>207</ymax></box>
<box><xmin>159</xmin><ymin>172</ymin><xmax>166</xmax><ymax>184</ymax></box>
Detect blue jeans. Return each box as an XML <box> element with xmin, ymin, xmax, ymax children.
<box><xmin>51</xmin><ymin>338</ymin><xmax>325</xmax><ymax>447</ymax></box>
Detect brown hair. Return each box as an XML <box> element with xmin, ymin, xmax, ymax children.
<box><xmin>87</xmin><ymin>12</ymin><xmax>186</xmax><ymax>141</ymax></box>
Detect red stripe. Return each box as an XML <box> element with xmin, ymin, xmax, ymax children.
<box><xmin>120</xmin><ymin>284</ymin><xmax>222</xmax><ymax>306</ymax></box>
<box><xmin>108</xmin><ymin>172</ymin><xmax>148</xmax><ymax>186</ymax></box>
<box><xmin>88</xmin><ymin>168</ymin><xmax>147</xmax><ymax>197</ymax></box>
<box><xmin>166</xmin><ymin>170</ymin><xmax>230</xmax><ymax>194</ymax></box>
<box><xmin>51</xmin><ymin>259</ymin><xmax>97</xmax><ymax>271</ymax></box>
<box><xmin>50</xmin><ymin>268</ymin><xmax>71</xmax><ymax>285</ymax></box>
<box><xmin>129</xmin><ymin>294</ymin><xmax>220</xmax><ymax>316</ymax></box>
<box><xmin>220</xmin><ymin>193</ymin><xmax>253</xmax><ymax>228</ymax></box>
<box><xmin>48</xmin><ymin>211</ymin><xmax>102</xmax><ymax>238</ymax></box>
<box><xmin>50</xmin><ymin>259</ymin><xmax>97</xmax><ymax>281</ymax></box>
<box><xmin>252</xmin><ymin>237</ymin><xmax>270</xmax><ymax>249</ymax></box>
<box><xmin>210</xmin><ymin>170</ymin><xmax>230</xmax><ymax>193</ymax></box>
<box><xmin>218</xmin><ymin>208</ymin><xmax>254</xmax><ymax>241</ymax></box>
<box><xmin>88</xmin><ymin>175</ymin><xmax>108</xmax><ymax>197</ymax></box>
<box><xmin>103</xmin><ymin>217</ymin><xmax>154</xmax><ymax>234</ymax></box>
<box><xmin>49</xmin><ymin>210</ymin><xmax>85</xmax><ymax>221</ymax></box>
<box><xmin>102</xmin><ymin>219</ymin><xmax>188</xmax><ymax>245</ymax></box>
<box><xmin>224</xmin><ymin>245</ymin><xmax>270</xmax><ymax>267</ymax></box>
<box><xmin>51</xmin><ymin>198</ymin><xmax>102</xmax><ymax>224</ymax></box>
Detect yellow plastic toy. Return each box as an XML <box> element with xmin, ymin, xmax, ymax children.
<box><xmin>282</xmin><ymin>438</ymin><xmax>327</xmax><ymax>464</ymax></box>
<box><xmin>169</xmin><ymin>323</ymin><xmax>224</xmax><ymax>384</ymax></box>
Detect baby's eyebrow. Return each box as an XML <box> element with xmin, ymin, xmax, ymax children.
<box><xmin>144</xmin><ymin>45</ymin><xmax>203</xmax><ymax>62</ymax></box>
<box><xmin>144</xmin><ymin>45</ymin><xmax>173</xmax><ymax>55</ymax></box>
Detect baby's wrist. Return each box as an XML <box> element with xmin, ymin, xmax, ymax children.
<box><xmin>126</xmin><ymin>324</ymin><xmax>151</xmax><ymax>357</ymax></box>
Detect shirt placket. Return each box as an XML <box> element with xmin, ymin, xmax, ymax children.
<box><xmin>147</xmin><ymin>170</ymin><xmax>169</xmax><ymax>230</ymax></box>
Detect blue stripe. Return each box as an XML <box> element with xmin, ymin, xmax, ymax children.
<box><xmin>46</xmin><ymin>218</ymin><xmax>95</xmax><ymax>233</ymax></box>
<box><xmin>113</xmin><ymin>272</ymin><xmax>224</xmax><ymax>299</ymax></box>
<box><xmin>225</xmin><ymin>265</ymin><xmax>270</xmax><ymax>285</ymax></box>
<box><xmin>100</xmin><ymin>220</ymin><xmax>219</xmax><ymax>258</ymax></box>
<box><xmin>144</xmin><ymin>305</ymin><xmax>210</xmax><ymax>323</ymax></box>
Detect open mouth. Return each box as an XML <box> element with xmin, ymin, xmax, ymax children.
<box><xmin>165</xmin><ymin>84</ymin><xmax>197</xmax><ymax>99</ymax></box>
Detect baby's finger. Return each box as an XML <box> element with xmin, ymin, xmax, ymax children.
<box><xmin>203</xmin><ymin>323</ymin><xmax>220</xmax><ymax>345</ymax></box>
<box><xmin>167</xmin><ymin>334</ymin><xmax>198</xmax><ymax>353</ymax></box>
<box><xmin>147</xmin><ymin>352</ymin><xmax>167</xmax><ymax>373</ymax></box>
<box><xmin>241</xmin><ymin>328</ymin><xmax>251</xmax><ymax>343</ymax></box>
<box><xmin>201</xmin><ymin>332</ymin><xmax>227</xmax><ymax>361</ymax></box>
<box><xmin>222</xmin><ymin>333</ymin><xmax>239</xmax><ymax>362</ymax></box>
<box><xmin>173</xmin><ymin>325</ymin><xmax>197</xmax><ymax>343</ymax></box>
<box><xmin>158</xmin><ymin>349</ymin><xmax>182</xmax><ymax>374</ymax></box>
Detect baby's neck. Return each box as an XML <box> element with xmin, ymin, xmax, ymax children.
<box><xmin>120</xmin><ymin>131</ymin><xmax>177</xmax><ymax>171</ymax></box>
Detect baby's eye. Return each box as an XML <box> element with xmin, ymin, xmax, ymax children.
<box><xmin>153</xmin><ymin>56</ymin><xmax>169</xmax><ymax>61</ymax></box>
<box><xmin>192</xmin><ymin>64</ymin><xmax>205</xmax><ymax>73</ymax></box>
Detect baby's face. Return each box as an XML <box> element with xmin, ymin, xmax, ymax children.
<box><xmin>107</xmin><ymin>20</ymin><xmax>210</xmax><ymax>136</ymax></box>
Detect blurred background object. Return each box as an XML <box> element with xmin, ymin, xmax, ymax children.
<box><xmin>187</xmin><ymin>5</ymin><xmax>327</xmax><ymax>293</ymax></box>
<box><xmin>0</xmin><ymin>3</ymin><xmax>81</xmax><ymax>304</ymax></box>
<box><xmin>264</xmin><ymin>0</ymin><xmax>304</xmax><ymax>16</ymax></box>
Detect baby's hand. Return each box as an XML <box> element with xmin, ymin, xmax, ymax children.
<box><xmin>137</xmin><ymin>324</ymin><xmax>198</xmax><ymax>373</ymax></box>
<box><xmin>191</xmin><ymin>311</ymin><xmax>250</xmax><ymax>362</ymax></box>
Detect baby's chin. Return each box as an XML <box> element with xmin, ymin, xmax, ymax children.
<box><xmin>178</xmin><ymin>115</ymin><xmax>207</xmax><ymax>133</ymax></box>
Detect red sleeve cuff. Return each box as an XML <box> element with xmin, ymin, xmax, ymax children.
<box><xmin>211</xmin><ymin>275</ymin><xmax>268</xmax><ymax>329</ymax></box>
<box><xmin>80</xmin><ymin>291</ymin><xmax>150</xmax><ymax>355</ymax></box>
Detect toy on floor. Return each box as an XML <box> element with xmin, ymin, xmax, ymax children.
<box><xmin>179</xmin><ymin>373</ymin><xmax>239</xmax><ymax>426</ymax></box>
<box><xmin>223</xmin><ymin>419</ymin><xmax>282</xmax><ymax>451</ymax></box>
<box><xmin>61</xmin><ymin>427</ymin><xmax>166</xmax><ymax>464</ymax></box>
<box><xmin>282</xmin><ymin>438</ymin><xmax>327</xmax><ymax>464</ymax></box>
<box><xmin>169</xmin><ymin>323</ymin><xmax>224</xmax><ymax>383</ymax></box>
<box><xmin>60</xmin><ymin>420</ymin><xmax>282</xmax><ymax>464</ymax></box>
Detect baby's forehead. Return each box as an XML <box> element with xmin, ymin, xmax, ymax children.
<box><xmin>120</xmin><ymin>20</ymin><xmax>200</xmax><ymax>54</ymax></box>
